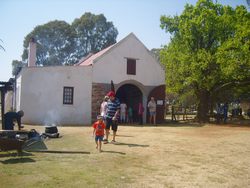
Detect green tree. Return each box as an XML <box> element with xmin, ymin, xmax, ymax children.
<box><xmin>151</xmin><ymin>48</ymin><xmax>161</xmax><ymax>62</ymax></box>
<box><xmin>12</xmin><ymin>60</ymin><xmax>24</xmax><ymax>76</ymax></box>
<box><xmin>71</xmin><ymin>12</ymin><xmax>118</xmax><ymax>60</ymax></box>
<box><xmin>22</xmin><ymin>20</ymin><xmax>76</xmax><ymax>66</ymax></box>
<box><xmin>160</xmin><ymin>0</ymin><xmax>250</xmax><ymax>122</ymax></box>
<box><xmin>21</xmin><ymin>13</ymin><xmax>118</xmax><ymax>67</ymax></box>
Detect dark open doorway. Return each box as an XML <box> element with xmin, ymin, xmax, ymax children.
<box><xmin>116</xmin><ymin>84</ymin><xmax>142</xmax><ymax>122</ymax></box>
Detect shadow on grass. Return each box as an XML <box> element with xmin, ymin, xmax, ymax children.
<box><xmin>29</xmin><ymin>150</ymin><xmax>90</xmax><ymax>154</ymax></box>
<box><xmin>0</xmin><ymin>157</ymin><xmax>36</xmax><ymax>164</ymax></box>
<box><xmin>0</xmin><ymin>151</ymin><xmax>33</xmax><ymax>158</ymax></box>
<box><xmin>102</xmin><ymin>150</ymin><xmax>126</xmax><ymax>155</ymax></box>
<box><xmin>114</xmin><ymin>142</ymin><xmax>149</xmax><ymax>148</ymax></box>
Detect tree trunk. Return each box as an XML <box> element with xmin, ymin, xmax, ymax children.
<box><xmin>196</xmin><ymin>89</ymin><xmax>210</xmax><ymax>122</ymax></box>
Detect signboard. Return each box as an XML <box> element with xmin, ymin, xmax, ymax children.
<box><xmin>157</xmin><ymin>100</ymin><xmax>164</xmax><ymax>105</ymax></box>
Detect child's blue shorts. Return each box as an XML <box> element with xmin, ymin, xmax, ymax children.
<box><xmin>95</xmin><ymin>135</ymin><xmax>104</xmax><ymax>141</ymax></box>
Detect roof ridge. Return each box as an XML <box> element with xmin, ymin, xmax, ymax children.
<box><xmin>77</xmin><ymin>45</ymin><xmax>114</xmax><ymax>66</ymax></box>
<box><xmin>75</xmin><ymin>53</ymin><xmax>94</xmax><ymax>66</ymax></box>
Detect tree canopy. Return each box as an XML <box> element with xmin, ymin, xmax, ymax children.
<box><xmin>12</xmin><ymin>60</ymin><xmax>24</xmax><ymax>76</ymax></box>
<box><xmin>21</xmin><ymin>12</ymin><xmax>118</xmax><ymax>66</ymax></box>
<box><xmin>71</xmin><ymin>13</ymin><xmax>118</xmax><ymax>61</ymax></box>
<box><xmin>160</xmin><ymin>0</ymin><xmax>250</xmax><ymax>121</ymax></box>
<box><xmin>22</xmin><ymin>20</ymin><xmax>75</xmax><ymax>66</ymax></box>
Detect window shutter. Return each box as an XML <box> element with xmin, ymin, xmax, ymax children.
<box><xmin>127</xmin><ymin>59</ymin><xmax>136</xmax><ymax>75</ymax></box>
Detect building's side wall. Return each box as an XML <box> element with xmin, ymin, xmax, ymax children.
<box><xmin>19</xmin><ymin>66</ymin><xmax>92</xmax><ymax>125</ymax></box>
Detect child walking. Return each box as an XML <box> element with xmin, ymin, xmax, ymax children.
<box><xmin>92</xmin><ymin>115</ymin><xmax>106</xmax><ymax>152</ymax></box>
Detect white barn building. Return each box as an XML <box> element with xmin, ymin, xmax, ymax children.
<box><xmin>15</xmin><ymin>33</ymin><xmax>165</xmax><ymax>125</ymax></box>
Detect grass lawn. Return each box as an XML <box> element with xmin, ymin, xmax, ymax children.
<box><xmin>1</xmin><ymin>123</ymin><xmax>250</xmax><ymax>188</ymax></box>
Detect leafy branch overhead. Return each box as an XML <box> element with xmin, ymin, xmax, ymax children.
<box><xmin>21</xmin><ymin>12</ymin><xmax>118</xmax><ymax>66</ymax></box>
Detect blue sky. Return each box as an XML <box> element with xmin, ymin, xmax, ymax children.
<box><xmin>0</xmin><ymin>0</ymin><xmax>248</xmax><ymax>81</ymax></box>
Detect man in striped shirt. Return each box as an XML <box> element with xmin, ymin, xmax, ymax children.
<box><xmin>103</xmin><ymin>91</ymin><xmax>120</xmax><ymax>144</ymax></box>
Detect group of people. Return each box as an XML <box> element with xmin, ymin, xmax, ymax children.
<box><xmin>2</xmin><ymin>91</ymin><xmax>156</xmax><ymax>153</ymax></box>
<box><xmin>216</xmin><ymin>103</ymin><xmax>229</xmax><ymax>124</ymax></box>
<box><xmin>118</xmin><ymin>101</ymin><xmax>145</xmax><ymax>124</ymax></box>
<box><xmin>101</xmin><ymin>96</ymin><xmax>157</xmax><ymax>125</ymax></box>
<box><xmin>92</xmin><ymin>92</ymin><xmax>157</xmax><ymax>152</ymax></box>
<box><xmin>93</xmin><ymin>91</ymin><xmax>120</xmax><ymax>152</ymax></box>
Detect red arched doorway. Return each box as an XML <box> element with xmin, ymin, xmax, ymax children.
<box><xmin>147</xmin><ymin>85</ymin><xmax>165</xmax><ymax>124</ymax></box>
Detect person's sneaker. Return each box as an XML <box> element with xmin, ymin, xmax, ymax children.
<box><xmin>103</xmin><ymin>140</ymin><xmax>109</xmax><ymax>144</ymax></box>
<box><xmin>111</xmin><ymin>140</ymin><xmax>116</xmax><ymax>144</ymax></box>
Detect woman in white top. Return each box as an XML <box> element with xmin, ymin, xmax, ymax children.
<box><xmin>120</xmin><ymin>102</ymin><xmax>127</xmax><ymax>123</ymax></box>
<box><xmin>100</xmin><ymin>96</ymin><xmax>109</xmax><ymax>119</ymax></box>
<box><xmin>147</xmin><ymin>97</ymin><xmax>156</xmax><ymax>125</ymax></box>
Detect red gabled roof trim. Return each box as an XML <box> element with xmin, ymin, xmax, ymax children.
<box><xmin>76</xmin><ymin>45</ymin><xmax>114</xmax><ymax>66</ymax></box>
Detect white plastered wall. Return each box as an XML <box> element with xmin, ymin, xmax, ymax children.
<box><xmin>19</xmin><ymin>66</ymin><xmax>92</xmax><ymax>125</ymax></box>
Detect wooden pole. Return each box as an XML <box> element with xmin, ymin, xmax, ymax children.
<box><xmin>1</xmin><ymin>88</ymin><xmax>5</xmax><ymax>129</ymax></box>
<box><xmin>111</xmin><ymin>80</ymin><xmax>115</xmax><ymax>92</ymax></box>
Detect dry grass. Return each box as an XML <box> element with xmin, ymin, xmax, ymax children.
<box><xmin>1</xmin><ymin>123</ymin><xmax>250</xmax><ymax>188</ymax></box>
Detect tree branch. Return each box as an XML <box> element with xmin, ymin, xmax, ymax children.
<box><xmin>213</xmin><ymin>79</ymin><xmax>250</xmax><ymax>93</ymax></box>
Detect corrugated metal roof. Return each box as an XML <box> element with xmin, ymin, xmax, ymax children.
<box><xmin>76</xmin><ymin>45</ymin><xmax>114</xmax><ymax>66</ymax></box>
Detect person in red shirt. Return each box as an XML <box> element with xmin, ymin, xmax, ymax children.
<box><xmin>92</xmin><ymin>115</ymin><xmax>106</xmax><ymax>152</ymax></box>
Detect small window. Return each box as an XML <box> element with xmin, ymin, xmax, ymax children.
<box><xmin>127</xmin><ymin>59</ymin><xmax>136</xmax><ymax>75</ymax></box>
<box><xmin>63</xmin><ymin>87</ymin><xmax>74</xmax><ymax>105</ymax></box>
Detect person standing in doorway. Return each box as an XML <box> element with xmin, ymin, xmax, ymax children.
<box><xmin>120</xmin><ymin>101</ymin><xmax>127</xmax><ymax>124</ymax></box>
<box><xmin>103</xmin><ymin>91</ymin><xmax>120</xmax><ymax>144</ymax></box>
<box><xmin>148</xmin><ymin>97</ymin><xmax>156</xmax><ymax>125</ymax></box>
<box><xmin>128</xmin><ymin>106</ymin><xmax>133</xmax><ymax>124</ymax></box>
<box><xmin>138</xmin><ymin>102</ymin><xmax>144</xmax><ymax>125</ymax></box>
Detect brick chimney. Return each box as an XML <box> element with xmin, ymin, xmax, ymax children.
<box><xmin>28</xmin><ymin>37</ymin><xmax>36</xmax><ymax>67</ymax></box>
